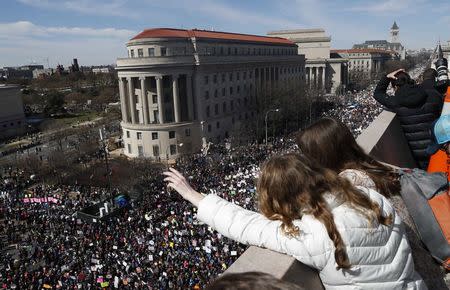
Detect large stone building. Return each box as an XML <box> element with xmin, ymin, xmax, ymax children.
<box><xmin>331</xmin><ymin>49</ymin><xmax>394</xmax><ymax>77</ymax></box>
<box><xmin>267</xmin><ymin>29</ymin><xmax>348</xmax><ymax>94</ymax></box>
<box><xmin>353</xmin><ymin>22</ymin><xmax>406</xmax><ymax>60</ymax></box>
<box><xmin>116</xmin><ymin>28</ymin><xmax>305</xmax><ymax>159</ymax></box>
<box><xmin>0</xmin><ymin>85</ymin><xmax>26</xmax><ymax>139</ymax></box>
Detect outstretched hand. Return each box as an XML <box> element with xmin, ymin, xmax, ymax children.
<box><xmin>163</xmin><ymin>168</ymin><xmax>204</xmax><ymax>207</ymax></box>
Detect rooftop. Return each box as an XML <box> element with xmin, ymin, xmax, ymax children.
<box><xmin>331</xmin><ymin>48</ymin><xmax>395</xmax><ymax>55</ymax></box>
<box><xmin>130</xmin><ymin>28</ymin><xmax>295</xmax><ymax>45</ymax></box>
<box><xmin>267</xmin><ymin>28</ymin><xmax>325</xmax><ymax>35</ymax></box>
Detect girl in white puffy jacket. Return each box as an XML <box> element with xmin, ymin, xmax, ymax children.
<box><xmin>163</xmin><ymin>153</ymin><xmax>426</xmax><ymax>289</ymax></box>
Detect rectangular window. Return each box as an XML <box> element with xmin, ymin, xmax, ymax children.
<box><xmin>137</xmin><ymin>132</ymin><xmax>142</xmax><ymax>140</ymax></box>
<box><xmin>152</xmin><ymin>132</ymin><xmax>158</xmax><ymax>140</ymax></box>
<box><xmin>229</xmin><ymin>73</ymin><xmax>233</xmax><ymax>82</ymax></box>
<box><xmin>170</xmin><ymin>144</ymin><xmax>177</xmax><ymax>155</ymax></box>
<box><xmin>127</xmin><ymin>144</ymin><xmax>132</xmax><ymax>154</ymax></box>
<box><xmin>126</xmin><ymin>131</ymin><xmax>130</xmax><ymax>138</ymax></box>
<box><xmin>204</xmin><ymin>75</ymin><xmax>209</xmax><ymax>85</ymax></box>
<box><xmin>185</xmin><ymin>128</ymin><xmax>191</xmax><ymax>136</ymax></box>
<box><xmin>222</xmin><ymin>88</ymin><xmax>226</xmax><ymax>97</ymax></box>
<box><xmin>223</xmin><ymin>102</ymin><xmax>227</xmax><ymax>113</ymax></box>
<box><xmin>208</xmin><ymin>124</ymin><xmax>212</xmax><ymax>132</ymax></box>
<box><xmin>237</xmin><ymin>85</ymin><xmax>240</xmax><ymax>93</ymax></box>
<box><xmin>243</xmin><ymin>72</ymin><xmax>246</xmax><ymax>80</ymax></box>
<box><xmin>206</xmin><ymin>106</ymin><xmax>210</xmax><ymax>117</ymax></box>
<box><xmin>237</xmin><ymin>72</ymin><xmax>240</xmax><ymax>80</ymax></box>
<box><xmin>152</xmin><ymin>95</ymin><xmax>158</xmax><ymax>104</ymax></box>
<box><xmin>169</xmin><ymin>131</ymin><xmax>175</xmax><ymax>139</ymax></box>
<box><xmin>153</xmin><ymin>145</ymin><xmax>160</xmax><ymax>157</ymax></box>
<box><xmin>230</xmin><ymin>100</ymin><xmax>234</xmax><ymax>111</ymax></box>
<box><xmin>215</xmin><ymin>104</ymin><xmax>219</xmax><ymax>115</ymax></box>
<box><xmin>204</xmin><ymin>90</ymin><xmax>209</xmax><ymax>99</ymax></box>
<box><xmin>222</xmin><ymin>73</ymin><xmax>225</xmax><ymax>82</ymax></box>
<box><xmin>138</xmin><ymin>145</ymin><xmax>144</xmax><ymax>157</ymax></box>
<box><xmin>229</xmin><ymin>87</ymin><xmax>233</xmax><ymax>95</ymax></box>
<box><xmin>216</xmin><ymin>121</ymin><xmax>220</xmax><ymax>129</ymax></box>
<box><xmin>138</xmin><ymin>49</ymin><xmax>143</xmax><ymax>57</ymax></box>
<box><xmin>214</xmin><ymin>89</ymin><xmax>218</xmax><ymax>98</ymax></box>
<box><xmin>213</xmin><ymin>74</ymin><xmax>217</xmax><ymax>84</ymax></box>
<box><xmin>161</xmin><ymin>47</ymin><xmax>167</xmax><ymax>56</ymax></box>
<box><xmin>148</xmin><ymin>48</ymin><xmax>155</xmax><ymax>56</ymax></box>
<box><xmin>130</xmin><ymin>50</ymin><xmax>135</xmax><ymax>58</ymax></box>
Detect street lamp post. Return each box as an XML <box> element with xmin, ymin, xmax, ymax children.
<box><xmin>265</xmin><ymin>108</ymin><xmax>280</xmax><ymax>146</ymax></box>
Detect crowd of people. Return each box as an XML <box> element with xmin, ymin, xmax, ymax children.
<box><xmin>0</xmin><ymin>67</ymin><xmax>434</xmax><ymax>288</ymax></box>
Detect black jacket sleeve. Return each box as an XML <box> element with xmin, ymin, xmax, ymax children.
<box><xmin>435</xmin><ymin>80</ymin><xmax>448</xmax><ymax>95</ymax></box>
<box><xmin>373</xmin><ymin>75</ymin><xmax>399</xmax><ymax>108</ymax></box>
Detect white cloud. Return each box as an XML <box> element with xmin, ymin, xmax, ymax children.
<box><xmin>349</xmin><ymin>0</ymin><xmax>427</xmax><ymax>14</ymax></box>
<box><xmin>16</xmin><ymin>0</ymin><xmax>136</xmax><ymax>18</ymax></box>
<box><xmin>0</xmin><ymin>21</ymin><xmax>134</xmax><ymax>67</ymax></box>
<box><xmin>0</xmin><ymin>21</ymin><xmax>135</xmax><ymax>39</ymax></box>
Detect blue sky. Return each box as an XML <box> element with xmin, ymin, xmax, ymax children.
<box><xmin>1</xmin><ymin>0</ymin><xmax>449</xmax><ymax>67</ymax></box>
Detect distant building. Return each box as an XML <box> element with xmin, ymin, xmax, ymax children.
<box><xmin>33</xmin><ymin>68</ymin><xmax>55</xmax><ymax>79</ymax></box>
<box><xmin>3</xmin><ymin>65</ymin><xmax>44</xmax><ymax>80</ymax></box>
<box><xmin>92</xmin><ymin>66</ymin><xmax>114</xmax><ymax>74</ymax></box>
<box><xmin>267</xmin><ymin>29</ymin><xmax>348</xmax><ymax>94</ymax></box>
<box><xmin>117</xmin><ymin>28</ymin><xmax>305</xmax><ymax>159</ymax></box>
<box><xmin>331</xmin><ymin>49</ymin><xmax>395</xmax><ymax>77</ymax></box>
<box><xmin>0</xmin><ymin>85</ymin><xmax>26</xmax><ymax>139</ymax></box>
<box><xmin>70</xmin><ymin>58</ymin><xmax>80</xmax><ymax>72</ymax></box>
<box><xmin>353</xmin><ymin>22</ymin><xmax>406</xmax><ymax>60</ymax></box>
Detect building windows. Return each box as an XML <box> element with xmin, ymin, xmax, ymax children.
<box><xmin>243</xmin><ymin>72</ymin><xmax>246</xmax><ymax>80</ymax></box>
<box><xmin>152</xmin><ymin>132</ymin><xmax>158</xmax><ymax>140</ymax></box>
<box><xmin>126</xmin><ymin>130</ymin><xmax>130</xmax><ymax>138</ymax></box>
<box><xmin>153</xmin><ymin>145</ymin><xmax>160</xmax><ymax>157</ymax></box>
<box><xmin>204</xmin><ymin>75</ymin><xmax>209</xmax><ymax>85</ymax></box>
<box><xmin>230</xmin><ymin>100</ymin><xmax>234</xmax><ymax>111</ymax></box>
<box><xmin>221</xmin><ymin>73</ymin><xmax>225</xmax><ymax>83</ymax></box>
<box><xmin>185</xmin><ymin>128</ymin><xmax>191</xmax><ymax>136</ymax></box>
<box><xmin>216</xmin><ymin>121</ymin><xmax>220</xmax><ymax>129</ymax></box>
<box><xmin>213</xmin><ymin>74</ymin><xmax>217</xmax><ymax>84</ymax></box>
<box><xmin>249</xmin><ymin>71</ymin><xmax>252</xmax><ymax>78</ymax></box>
<box><xmin>138</xmin><ymin>146</ymin><xmax>144</xmax><ymax>157</ymax></box>
<box><xmin>214</xmin><ymin>104</ymin><xmax>219</xmax><ymax>115</ymax></box>
<box><xmin>237</xmin><ymin>72</ymin><xmax>240</xmax><ymax>80</ymax></box>
<box><xmin>208</xmin><ymin>124</ymin><xmax>212</xmax><ymax>132</ymax></box>
<box><xmin>138</xmin><ymin>49</ymin><xmax>143</xmax><ymax>57</ymax></box>
<box><xmin>222</xmin><ymin>88</ymin><xmax>226</xmax><ymax>97</ymax></box>
<box><xmin>214</xmin><ymin>89</ymin><xmax>218</xmax><ymax>98</ymax></box>
<box><xmin>204</xmin><ymin>90</ymin><xmax>209</xmax><ymax>100</ymax></box>
<box><xmin>130</xmin><ymin>50</ymin><xmax>135</xmax><ymax>58</ymax></box>
<box><xmin>220</xmin><ymin>47</ymin><xmax>224</xmax><ymax>55</ymax></box>
<box><xmin>169</xmin><ymin>131</ymin><xmax>175</xmax><ymax>139</ymax></box>
<box><xmin>234</xmin><ymin>47</ymin><xmax>238</xmax><ymax>55</ymax></box>
<box><xmin>148</xmin><ymin>48</ymin><xmax>155</xmax><ymax>56</ymax></box>
<box><xmin>137</xmin><ymin>132</ymin><xmax>142</xmax><ymax>140</ymax></box>
<box><xmin>127</xmin><ymin>144</ymin><xmax>132</xmax><ymax>154</ymax></box>
<box><xmin>152</xmin><ymin>95</ymin><xmax>158</xmax><ymax>104</ymax></box>
<box><xmin>170</xmin><ymin>144</ymin><xmax>177</xmax><ymax>155</ymax></box>
<box><xmin>223</xmin><ymin>102</ymin><xmax>227</xmax><ymax>113</ymax></box>
<box><xmin>228</xmin><ymin>47</ymin><xmax>231</xmax><ymax>55</ymax></box>
<box><xmin>229</xmin><ymin>87</ymin><xmax>233</xmax><ymax>95</ymax></box>
<box><xmin>161</xmin><ymin>47</ymin><xmax>167</xmax><ymax>56</ymax></box>
<box><xmin>229</xmin><ymin>73</ymin><xmax>233</xmax><ymax>82</ymax></box>
<box><xmin>237</xmin><ymin>85</ymin><xmax>240</xmax><ymax>93</ymax></box>
<box><xmin>206</xmin><ymin>106</ymin><xmax>210</xmax><ymax>118</ymax></box>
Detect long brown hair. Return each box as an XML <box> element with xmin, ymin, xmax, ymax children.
<box><xmin>296</xmin><ymin>117</ymin><xmax>400</xmax><ymax>197</ymax></box>
<box><xmin>257</xmin><ymin>153</ymin><xmax>393</xmax><ymax>270</ymax></box>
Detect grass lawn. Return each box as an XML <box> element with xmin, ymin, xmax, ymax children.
<box><xmin>40</xmin><ymin>112</ymin><xmax>101</xmax><ymax>130</ymax></box>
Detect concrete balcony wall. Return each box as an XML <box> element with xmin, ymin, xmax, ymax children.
<box><xmin>222</xmin><ymin>110</ymin><xmax>415</xmax><ymax>288</ymax></box>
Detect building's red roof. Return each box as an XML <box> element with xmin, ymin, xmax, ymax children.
<box><xmin>131</xmin><ymin>28</ymin><xmax>294</xmax><ymax>45</ymax></box>
<box><xmin>331</xmin><ymin>48</ymin><xmax>395</xmax><ymax>55</ymax></box>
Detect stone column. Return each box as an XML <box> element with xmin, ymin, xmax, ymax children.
<box><xmin>156</xmin><ymin>76</ymin><xmax>164</xmax><ymax>124</ymax></box>
<box><xmin>186</xmin><ymin>74</ymin><xmax>194</xmax><ymax>121</ymax></box>
<box><xmin>118</xmin><ymin>78</ymin><xmax>129</xmax><ymax>122</ymax></box>
<box><xmin>140</xmin><ymin>77</ymin><xmax>149</xmax><ymax>124</ymax></box>
<box><xmin>322</xmin><ymin>66</ymin><xmax>326</xmax><ymax>90</ymax></box>
<box><xmin>172</xmin><ymin>75</ymin><xmax>181</xmax><ymax>123</ymax></box>
<box><xmin>127</xmin><ymin>77</ymin><xmax>136</xmax><ymax>124</ymax></box>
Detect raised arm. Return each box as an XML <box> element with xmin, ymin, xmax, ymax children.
<box><xmin>373</xmin><ymin>68</ymin><xmax>404</xmax><ymax>108</ymax></box>
<box><xmin>163</xmin><ymin>168</ymin><xmax>327</xmax><ymax>269</ymax></box>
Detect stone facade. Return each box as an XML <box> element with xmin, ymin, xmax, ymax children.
<box><xmin>331</xmin><ymin>49</ymin><xmax>394</xmax><ymax>77</ymax></box>
<box><xmin>117</xmin><ymin>28</ymin><xmax>305</xmax><ymax>159</ymax></box>
<box><xmin>0</xmin><ymin>85</ymin><xmax>26</xmax><ymax>139</ymax></box>
<box><xmin>267</xmin><ymin>29</ymin><xmax>348</xmax><ymax>94</ymax></box>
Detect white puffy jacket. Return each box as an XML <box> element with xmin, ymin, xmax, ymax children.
<box><xmin>197</xmin><ymin>186</ymin><xmax>426</xmax><ymax>290</ymax></box>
